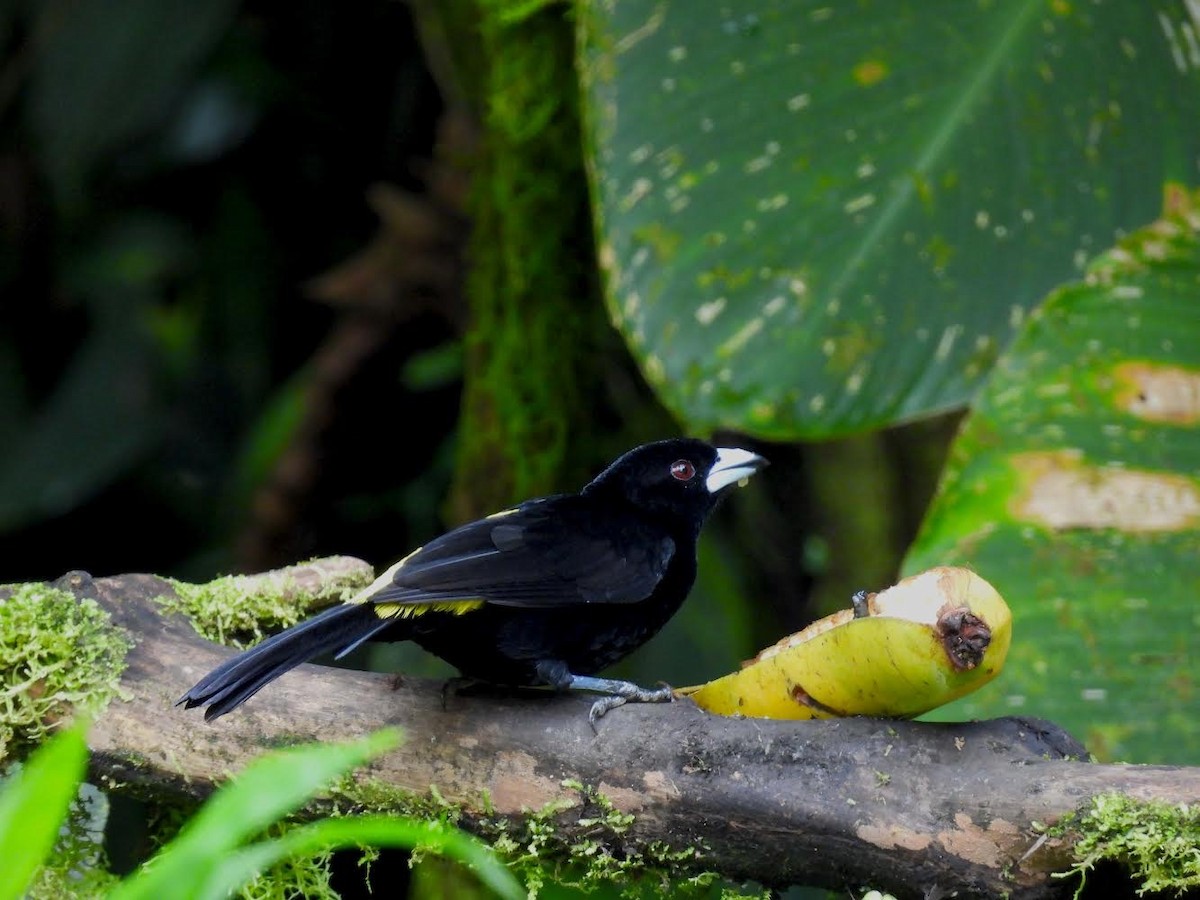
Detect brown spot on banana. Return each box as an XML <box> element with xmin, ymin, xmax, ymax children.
<box><xmin>937</xmin><ymin>607</ymin><xmax>992</xmax><ymax>671</ymax></box>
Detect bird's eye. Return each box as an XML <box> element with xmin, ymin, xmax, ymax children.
<box><xmin>670</xmin><ymin>459</ymin><xmax>696</xmax><ymax>481</ymax></box>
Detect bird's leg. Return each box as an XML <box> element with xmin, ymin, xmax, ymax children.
<box><xmin>535</xmin><ymin>660</ymin><xmax>674</xmax><ymax>727</ymax></box>
<box><xmin>440</xmin><ymin>675</ymin><xmax>486</xmax><ymax>709</ymax></box>
<box><xmin>571</xmin><ymin>676</ymin><xmax>675</xmax><ymax>725</ymax></box>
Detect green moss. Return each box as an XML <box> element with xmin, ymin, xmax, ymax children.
<box><xmin>160</xmin><ymin>563</ymin><xmax>373</xmax><ymax>648</ymax></box>
<box><xmin>0</xmin><ymin>583</ymin><xmax>131</xmax><ymax>760</ymax></box>
<box><xmin>232</xmin><ymin>824</ymin><xmax>340</xmax><ymax>900</ymax></box>
<box><xmin>1049</xmin><ymin>792</ymin><xmax>1200</xmax><ymax>897</ymax></box>
<box><xmin>327</xmin><ymin>772</ymin><xmax>759</xmax><ymax>897</ymax></box>
<box><xmin>327</xmin><ymin>772</ymin><xmax>466</xmax><ymax>825</ymax></box>
<box><xmin>447</xmin><ymin>0</ymin><xmax>610</xmax><ymax>521</ymax></box>
<box><xmin>27</xmin><ymin>863</ymin><xmax>119</xmax><ymax>900</ymax></box>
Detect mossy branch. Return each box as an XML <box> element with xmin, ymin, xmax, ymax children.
<box><xmin>3</xmin><ymin>562</ymin><xmax>1200</xmax><ymax>900</ymax></box>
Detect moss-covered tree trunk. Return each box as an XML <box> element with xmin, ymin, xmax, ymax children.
<box><xmin>413</xmin><ymin>0</ymin><xmax>611</xmax><ymax>522</ymax></box>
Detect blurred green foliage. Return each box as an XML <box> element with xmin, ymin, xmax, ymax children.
<box><xmin>0</xmin><ymin>725</ymin><xmax>522</xmax><ymax>900</ymax></box>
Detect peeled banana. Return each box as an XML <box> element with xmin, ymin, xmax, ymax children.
<box><xmin>679</xmin><ymin>567</ymin><xmax>1011</xmax><ymax>719</ymax></box>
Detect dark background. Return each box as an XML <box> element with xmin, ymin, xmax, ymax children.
<box><xmin>0</xmin><ymin>0</ymin><xmax>949</xmax><ymax>693</ymax></box>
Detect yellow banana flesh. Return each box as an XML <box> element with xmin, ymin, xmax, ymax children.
<box><xmin>678</xmin><ymin>567</ymin><xmax>1012</xmax><ymax>720</ymax></box>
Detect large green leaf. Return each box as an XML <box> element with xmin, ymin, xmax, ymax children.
<box><xmin>579</xmin><ymin>0</ymin><xmax>1200</xmax><ymax>437</ymax></box>
<box><xmin>904</xmin><ymin>187</ymin><xmax>1200</xmax><ymax>764</ymax></box>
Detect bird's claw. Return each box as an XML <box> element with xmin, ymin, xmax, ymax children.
<box><xmin>587</xmin><ymin>682</ymin><xmax>675</xmax><ymax>731</ymax></box>
<box><xmin>588</xmin><ymin>695</ymin><xmax>628</xmax><ymax>730</ymax></box>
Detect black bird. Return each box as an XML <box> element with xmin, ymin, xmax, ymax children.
<box><xmin>178</xmin><ymin>438</ymin><xmax>766</xmax><ymax>723</ymax></box>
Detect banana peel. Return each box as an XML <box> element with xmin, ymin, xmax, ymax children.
<box><xmin>678</xmin><ymin>567</ymin><xmax>1011</xmax><ymax>719</ymax></box>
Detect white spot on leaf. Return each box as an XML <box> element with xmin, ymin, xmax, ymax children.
<box><xmin>757</xmin><ymin>193</ymin><xmax>790</xmax><ymax>212</ymax></box>
<box><xmin>935</xmin><ymin>325</ymin><xmax>962</xmax><ymax>361</ymax></box>
<box><xmin>630</xmin><ymin>144</ymin><xmax>653</xmax><ymax>165</ymax></box>
<box><xmin>621</xmin><ymin>178</ymin><xmax>653</xmax><ymax>210</ymax></box>
<box><xmin>718</xmin><ymin>317</ymin><xmax>764</xmax><ymax>356</ymax></box>
<box><xmin>844</xmin><ymin>193</ymin><xmax>877</xmax><ymax>214</ymax></box>
<box><xmin>695</xmin><ymin>297</ymin><xmax>727</xmax><ymax>325</ymax></box>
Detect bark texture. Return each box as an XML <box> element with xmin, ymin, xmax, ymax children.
<box><xmin>36</xmin><ymin>565</ymin><xmax>1200</xmax><ymax>899</ymax></box>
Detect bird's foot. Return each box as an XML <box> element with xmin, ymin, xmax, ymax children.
<box><xmin>571</xmin><ymin>676</ymin><xmax>675</xmax><ymax>730</ymax></box>
<box><xmin>533</xmin><ymin>662</ymin><xmax>674</xmax><ymax>730</ymax></box>
<box><xmin>586</xmin><ymin>685</ymin><xmax>674</xmax><ymax>727</ymax></box>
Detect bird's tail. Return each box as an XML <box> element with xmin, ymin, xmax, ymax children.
<box><xmin>177</xmin><ymin>603</ymin><xmax>395</xmax><ymax>721</ymax></box>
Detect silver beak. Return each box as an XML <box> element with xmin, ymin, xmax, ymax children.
<box><xmin>706</xmin><ymin>447</ymin><xmax>768</xmax><ymax>493</ymax></box>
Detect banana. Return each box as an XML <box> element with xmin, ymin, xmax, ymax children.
<box><xmin>678</xmin><ymin>567</ymin><xmax>1011</xmax><ymax>719</ymax></box>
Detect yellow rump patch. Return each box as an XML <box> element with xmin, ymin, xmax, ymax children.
<box><xmin>373</xmin><ymin>599</ymin><xmax>485</xmax><ymax>620</ymax></box>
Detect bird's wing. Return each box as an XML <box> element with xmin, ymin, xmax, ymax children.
<box><xmin>361</xmin><ymin>498</ymin><xmax>675</xmax><ymax>610</ymax></box>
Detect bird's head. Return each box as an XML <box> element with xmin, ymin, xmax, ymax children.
<box><xmin>584</xmin><ymin>438</ymin><xmax>767</xmax><ymax>531</ymax></box>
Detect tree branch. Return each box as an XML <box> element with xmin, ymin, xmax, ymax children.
<box><xmin>45</xmin><ymin>565</ymin><xmax>1200</xmax><ymax>899</ymax></box>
